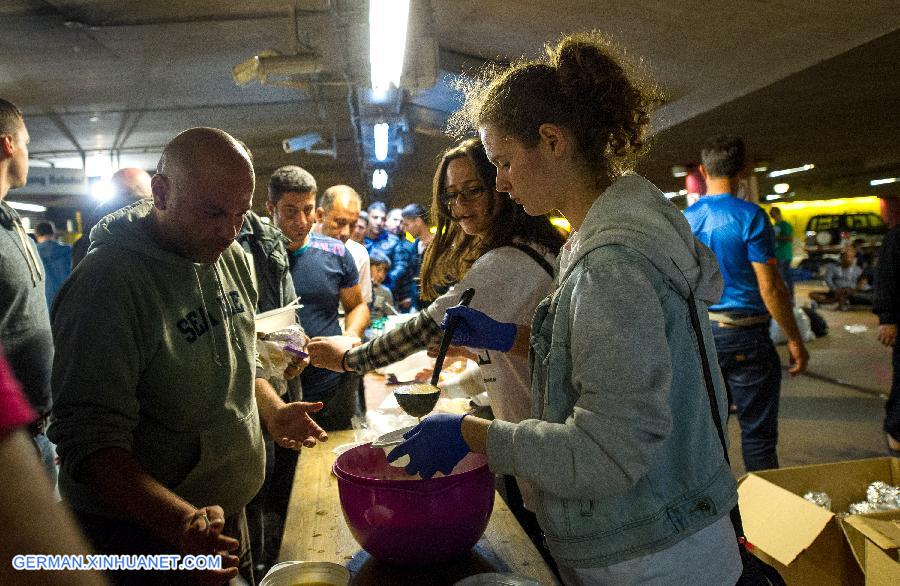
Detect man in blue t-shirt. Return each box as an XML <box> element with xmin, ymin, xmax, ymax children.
<box><xmin>267</xmin><ymin>166</ymin><xmax>368</xmax><ymax>430</ymax></box>
<box><xmin>263</xmin><ymin>165</ymin><xmax>369</xmax><ymax>569</ymax></box>
<box><xmin>684</xmin><ymin>135</ymin><xmax>809</xmax><ymax>471</ymax></box>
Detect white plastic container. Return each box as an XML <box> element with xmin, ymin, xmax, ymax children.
<box><xmin>259</xmin><ymin>560</ymin><xmax>350</xmax><ymax>586</ymax></box>
<box><xmin>255</xmin><ymin>300</ymin><xmax>301</xmax><ymax>334</ymax></box>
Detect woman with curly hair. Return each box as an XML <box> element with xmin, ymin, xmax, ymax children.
<box><xmin>307</xmin><ymin>137</ymin><xmax>565</xmax><ymax>557</ymax></box>
<box><xmin>387</xmin><ymin>33</ymin><xmax>743</xmax><ymax>583</ymax></box>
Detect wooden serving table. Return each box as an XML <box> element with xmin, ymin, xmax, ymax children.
<box><xmin>278</xmin><ymin>429</ymin><xmax>559</xmax><ymax>585</ymax></box>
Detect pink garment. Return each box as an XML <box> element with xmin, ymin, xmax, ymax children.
<box><xmin>0</xmin><ymin>345</ymin><xmax>36</xmax><ymax>434</ymax></box>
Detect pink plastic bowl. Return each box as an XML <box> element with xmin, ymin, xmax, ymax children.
<box><xmin>333</xmin><ymin>443</ymin><xmax>495</xmax><ymax>565</ymax></box>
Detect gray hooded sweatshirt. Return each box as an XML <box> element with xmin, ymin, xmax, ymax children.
<box><xmin>486</xmin><ymin>174</ymin><xmax>734</xmax><ymax>567</ymax></box>
<box><xmin>49</xmin><ymin>199</ymin><xmax>264</xmax><ymax>518</ymax></box>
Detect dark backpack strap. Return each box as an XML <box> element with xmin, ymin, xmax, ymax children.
<box><xmin>684</xmin><ymin>287</ymin><xmax>750</xmax><ymax>543</ymax></box>
<box><xmin>510</xmin><ymin>243</ymin><xmax>555</xmax><ymax>278</ymax></box>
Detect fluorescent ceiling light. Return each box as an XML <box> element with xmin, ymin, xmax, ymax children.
<box><xmin>671</xmin><ymin>165</ymin><xmax>687</xmax><ymax>178</ymax></box>
<box><xmin>663</xmin><ymin>191</ymin><xmax>678</xmax><ymax>199</ymax></box>
<box><xmin>6</xmin><ymin>200</ymin><xmax>47</xmax><ymax>212</ymax></box>
<box><xmin>768</xmin><ymin>164</ymin><xmax>814</xmax><ymax>178</ymax></box>
<box><xmin>374</xmin><ymin>123</ymin><xmax>389</xmax><ymax>161</ymax></box>
<box><xmin>753</xmin><ymin>165</ymin><xmax>769</xmax><ymax>173</ymax></box>
<box><xmin>764</xmin><ymin>194</ymin><xmax>781</xmax><ymax>202</ymax></box>
<box><xmin>372</xmin><ymin>169</ymin><xmax>388</xmax><ymax>190</ymax></box>
<box><xmin>773</xmin><ymin>183</ymin><xmax>790</xmax><ymax>194</ymax></box>
<box><xmin>870</xmin><ymin>177</ymin><xmax>898</xmax><ymax>186</ymax></box>
<box><xmin>370</xmin><ymin>0</ymin><xmax>410</xmax><ymax>95</ymax></box>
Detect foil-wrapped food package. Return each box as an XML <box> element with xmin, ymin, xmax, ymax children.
<box><xmin>847</xmin><ymin>481</ymin><xmax>900</xmax><ymax>515</ymax></box>
<box><xmin>263</xmin><ymin>324</ymin><xmax>310</xmax><ymax>359</ymax></box>
<box><xmin>257</xmin><ymin>324</ymin><xmax>311</xmax><ymax>394</ymax></box>
<box><xmin>803</xmin><ymin>491</ymin><xmax>832</xmax><ymax>510</ymax></box>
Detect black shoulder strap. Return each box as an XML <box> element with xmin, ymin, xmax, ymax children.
<box><xmin>684</xmin><ymin>287</ymin><xmax>750</xmax><ymax>544</ymax></box>
<box><xmin>510</xmin><ymin>243</ymin><xmax>555</xmax><ymax>278</ymax></box>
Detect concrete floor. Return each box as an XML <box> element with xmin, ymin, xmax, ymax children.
<box><xmin>725</xmin><ymin>281</ymin><xmax>894</xmax><ymax>475</ymax></box>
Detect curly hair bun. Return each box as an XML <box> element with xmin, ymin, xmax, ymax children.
<box><xmin>450</xmin><ymin>31</ymin><xmax>664</xmax><ymax>186</ymax></box>
<box><xmin>552</xmin><ymin>34</ymin><xmax>625</xmax><ymax>100</ymax></box>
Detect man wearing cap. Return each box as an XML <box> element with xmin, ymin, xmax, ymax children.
<box><xmin>401</xmin><ymin>202</ymin><xmax>433</xmax><ymax>310</ymax></box>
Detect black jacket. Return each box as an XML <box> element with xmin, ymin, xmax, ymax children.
<box><xmin>874</xmin><ymin>226</ymin><xmax>900</xmax><ymax>325</ymax></box>
<box><xmin>236</xmin><ymin>212</ymin><xmax>296</xmax><ymax>313</ymax></box>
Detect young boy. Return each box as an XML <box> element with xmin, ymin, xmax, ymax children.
<box><xmin>369</xmin><ymin>250</ymin><xmax>394</xmax><ymax>320</ymax></box>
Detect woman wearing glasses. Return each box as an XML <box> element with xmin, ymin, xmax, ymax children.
<box><xmin>385</xmin><ymin>33</ymin><xmax>743</xmax><ymax>584</ymax></box>
<box><xmin>307</xmin><ymin>136</ymin><xmax>564</xmax><ymax>555</ymax></box>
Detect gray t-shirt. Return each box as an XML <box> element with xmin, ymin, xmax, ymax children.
<box><xmin>557</xmin><ymin>515</ymin><xmax>743</xmax><ymax>585</ymax></box>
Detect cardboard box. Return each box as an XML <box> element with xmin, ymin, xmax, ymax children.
<box><xmin>737</xmin><ymin>457</ymin><xmax>900</xmax><ymax>585</ymax></box>
<box><xmin>840</xmin><ymin>510</ymin><xmax>900</xmax><ymax>585</ymax></box>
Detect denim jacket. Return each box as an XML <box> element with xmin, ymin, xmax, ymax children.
<box><xmin>486</xmin><ymin>174</ymin><xmax>737</xmax><ymax>567</ymax></box>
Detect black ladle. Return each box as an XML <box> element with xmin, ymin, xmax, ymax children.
<box><xmin>431</xmin><ymin>287</ymin><xmax>476</xmax><ymax>386</ymax></box>
<box><xmin>394</xmin><ymin>288</ymin><xmax>476</xmax><ymax>419</ymax></box>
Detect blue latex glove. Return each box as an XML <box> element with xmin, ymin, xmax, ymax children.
<box><xmin>387</xmin><ymin>413</ymin><xmax>470</xmax><ymax>479</ymax></box>
<box><xmin>440</xmin><ymin>306</ymin><xmax>517</xmax><ymax>352</ymax></box>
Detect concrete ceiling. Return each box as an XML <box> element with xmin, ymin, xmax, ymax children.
<box><xmin>1</xmin><ymin>0</ymin><xmax>898</xmax><ymax>214</ymax></box>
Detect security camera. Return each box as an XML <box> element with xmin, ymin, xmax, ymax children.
<box><xmin>282</xmin><ymin>132</ymin><xmax>322</xmax><ymax>154</ymax></box>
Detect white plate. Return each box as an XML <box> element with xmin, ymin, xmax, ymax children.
<box><xmin>371</xmin><ymin>425</ymin><xmax>416</xmax><ymax>447</ymax></box>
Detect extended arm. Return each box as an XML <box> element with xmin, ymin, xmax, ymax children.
<box><xmin>753</xmin><ymin>261</ymin><xmax>809</xmax><ymax>375</ymax></box>
<box><xmin>308</xmin><ymin>312</ymin><xmax>441</xmax><ymax>373</ymax></box>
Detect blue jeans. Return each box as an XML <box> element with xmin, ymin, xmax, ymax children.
<box><xmin>885</xmin><ymin>341</ymin><xmax>900</xmax><ymax>439</ymax></box>
<box><xmin>711</xmin><ymin>322</ymin><xmax>782</xmax><ymax>471</ymax></box>
<box><xmin>33</xmin><ymin>432</ymin><xmax>59</xmax><ymax>498</ymax></box>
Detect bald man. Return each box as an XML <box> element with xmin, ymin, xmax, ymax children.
<box><xmin>315</xmin><ymin>185</ymin><xmax>372</xmax><ymax>305</ymax></box>
<box><xmin>71</xmin><ymin>166</ymin><xmax>153</xmax><ymax>268</ymax></box>
<box><xmin>49</xmin><ymin>128</ymin><xmax>326</xmax><ymax>584</ymax></box>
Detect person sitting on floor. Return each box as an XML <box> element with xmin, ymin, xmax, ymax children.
<box><xmin>809</xmin><ymin>247</ymin><xmax>867</xmax><ymax>310</ymax></box>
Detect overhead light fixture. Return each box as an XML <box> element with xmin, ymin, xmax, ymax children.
<box><xmin>773</xmin><ymin>183</ymin><xmax>790</xmax><ymax>194</ymax></box>
<box><xmin>372</xmin><ymin>169</ymin><xmax>388</xmax><ymax>190</ymax></box>
<box><xmin>671</xmin><ymin>165</ymin><xmax>687</xmax><ymax>178</ymax></box>
<box><xmin>6</xmin><ymin>201</ymin><xmax>47</xmax><ymax>213</ymax></box>
<box><xmin>663</xmin><ymin>191</ymin><xmax>678</xmax><ymax>199</ymax></box>
<box><xmin>369</xmin><ymin>0</ymin><xmax>410</xmax><ymax>98</ymax></box>
<box><xmin>870</xmin><ymin>177</ymin><xmax>898</xmax><ymax>186</ymax></box>
<box><xmin>282</xmin><ymin>132</ymin><xmax>322</xmax><ymax>153</ymax></box>
<box><xmin>768</xmin><ymin>164</ymin><xmax>814</xmax><ymax>178</ymax></box>
<box><xmin>374</xmin><ymin>123</ymin><xmax>389</xmax><ymax>161</ymax></box>
<box><xmin>764</xmin><ymin>194</ymin><xmax>781</xmax><ymax>202</ymax></box>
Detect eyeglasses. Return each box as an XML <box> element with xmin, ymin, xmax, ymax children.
<box><xmin>440</xmin><ymin>185</ymin><xmax>487</xmax><ymax>207</ymax></box>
